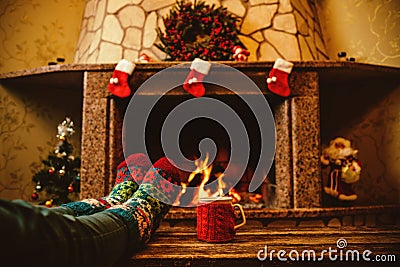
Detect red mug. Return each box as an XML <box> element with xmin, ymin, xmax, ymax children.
<box><xmin>197</xmin><ymin>196</ymin><xmax>246</xmax><ymax>243</ymax></box>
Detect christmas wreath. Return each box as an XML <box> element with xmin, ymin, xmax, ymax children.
<box><xmin>155</xmin><ymin>0</ymin><xmax>244</xmax><ymax>61</ymax></box>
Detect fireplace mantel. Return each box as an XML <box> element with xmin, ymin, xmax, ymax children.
<box><xmin>1</xmin><ymin>61</ymin><xmax>399</xmax><ymax>213</ymax></box>
<box><xmin>1</xmin><ymin>60</ymin><xmax>397</xmax><ymax>86</ymax></box>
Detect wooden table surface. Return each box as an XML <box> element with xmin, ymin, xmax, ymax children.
<box><xmin>127</xmin><ymin>224</ymin><xmax>400</xmax><ymax>267</ymax></box>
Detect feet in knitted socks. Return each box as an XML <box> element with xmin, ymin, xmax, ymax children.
<box><xmin>106</xmin><ymin>157</ymin><xmax>181</xmax><ymax>246</ymax></box>
<box><xmin>61</xmin><ymin>153</ymin><xmax>151</xmax><ymax>216</ymax></box>
<box><xmin>101</xmin><ymin>153</ymin><xmax>152</xmax><ymax>204</ymax></box>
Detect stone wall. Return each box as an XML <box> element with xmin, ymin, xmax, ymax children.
<box><xmin>74</xmin><ymin>0</ymin><xmax>329</xmax><ymax>63</ymax></box>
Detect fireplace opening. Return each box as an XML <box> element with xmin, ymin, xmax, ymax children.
<box><xmin>123</xmin><ymin>91</ymin><xmax>280</xmax><ymax>208</ymax></box>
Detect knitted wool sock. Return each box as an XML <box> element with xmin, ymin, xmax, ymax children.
<box><xmin>60</xmin><ymin>153</ymin><xmax>151</xmax><ymax>216</ymax></box>
<box><xmin>106</xmin><ymin>157</ymin><xmax>181</xmax><ymax>247</ymax></box>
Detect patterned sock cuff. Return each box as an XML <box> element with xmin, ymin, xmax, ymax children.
<box><xmin>107</xmin><ymin>180</ymin><xmax>139</xmax><ymax>203</ymax></box>
<box><xmin>141</xmin><ymin>168</ymin><xmax>181</xmax><ymax>202</ymax></box>
<box><xmin>115</xmin><ymin>165</ymin><xmax>147</xmax><ymax>185</ymax></box>
<box><xmin>105</xmin><ymin>184</ymin><xmax>171</xmax><ymax>246</ymax></box>
<box><xmin>61</xmin><ymin>199</ymin><xmax>107</xmax><ymax>216</ymax></box>
<box><xmin>136</xmin><ymin>184</ymin><xmax>172</xmax><ymax>232</ymax></box>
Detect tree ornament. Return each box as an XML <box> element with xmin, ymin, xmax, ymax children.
<box><xmin>45</xmin><ymin>199</ymin><xmax>53</xmax><ymax>207</ymax></box>
<box><xmin>75</xmin><ymin>175</ymin><xmax>80</xmax><ymax>181</ymax></box>
<box><xmin>156</xmin><ymin>0</ymin><xmax>244</xmax><ymax>61</ymax></box>
<box><xmin>67</xmin><ymin>184</ymin><xmax>74</xmax><ymax>193</ymax></box>
<box><xmin>57</xmin><ymin>117</ymin><xmax>75</xmax><ymax>140</ymax></box>
<box><xmin>31</xmin><ymin>192</ymin><xmax>39</xmax><ymax>200</ymax></box>
<box><xmin>35</xmin><ymin>183</ymin><xmax>42</xmax><ymax>192</ymax></box>
<box><xmin>59</xmin><ymin>167</ymin><xmax>66</xmax><ymax>176</ymax></box>
<box><xmin>48</xmin><ymin>167</ymin><xmax>55</xmax><ymax>174</ymax></box>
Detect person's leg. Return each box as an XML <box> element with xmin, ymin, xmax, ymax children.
<box><xmin>106</xmin><ymin>157</ymin><xmax>181</xmax><ymax>246</ymax></box>
<box><xmin>0</xmin><ymin>156</ymin><xmax>181</xmax><ymax>267</ymax></box>
<box><xmin>54</xmin><ymin>153</ymin><xmax>151</xmax><ymax>216</ymax></box>
<box><xmin>0</xmin><ymin>198</ymin><xmax>129</xmax><ymax>267</ymax></box>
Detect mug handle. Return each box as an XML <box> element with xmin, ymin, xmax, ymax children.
<box><xmin>233</xmin><ymin>203</ymin><xmax>246</xmax><ymax>230</ymax></box>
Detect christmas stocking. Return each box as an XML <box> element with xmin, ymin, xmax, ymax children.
<box><xmin>108</xmin><ymin>59</ymin><xmax>135</xmax><ymax>98</ymax></box>
<box><xmin>106</xmin><ymin>157</ymin><xmax>181</xmax><ymax>247</ymax></box>
<box><xmin>60</xmin><ymin>153</ymin><xmax>151</xmax><ymax>216</ymax></box>
<box><xmin>183</xmin><ymin>58</ymin><xmax>211</xmax><ymax>98</ymax></box>
<box><xmin>266</xmin><ymin>58</ymin><xmax>294</xmax><ymax>97</ymax></box>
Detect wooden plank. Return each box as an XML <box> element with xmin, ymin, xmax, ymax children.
<box><xmin>129</xmin><ymin>225</ymin><xmax>400</xmax><ymax>266</ymax></box>
<box><xmin>145</xmin><ymin>235</ymin><xmax>400</xmax><ymax>247</ymax></box>
<box><xmin>156</xmin><ymin>226</ymin><xmax>400</xmax><ymax>235</ymax></box>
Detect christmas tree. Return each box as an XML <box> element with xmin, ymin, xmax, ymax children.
<box><xmin>31</xmin><ymin>117</ymin><xmax>81</xmax><ymax>206</ymax></box>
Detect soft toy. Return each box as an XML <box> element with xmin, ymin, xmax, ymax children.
<box><xmin>321</xmin><ymin>137</ymin><xmax>361</xmax><ymax>201</ymax></box>
<box><xmin>232</xmin><ymin>45</ymin><xmax>250</xmax><ymax>62</ymax></box>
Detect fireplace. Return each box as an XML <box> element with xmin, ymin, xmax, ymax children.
<box><xmin>80</xmin><ymin>61</ymin><xmax>323</xmax><ymax>210</ymax></box>
<box><xmin>79</xmin><ymin>60</ymin><xmax>400</xmax><ymax>220</ymax></box>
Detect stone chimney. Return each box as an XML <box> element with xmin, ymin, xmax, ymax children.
<box><xmin>74</xmin><ymin>0</ymin><xmax>329</xmax><ymax>63</ymax></box>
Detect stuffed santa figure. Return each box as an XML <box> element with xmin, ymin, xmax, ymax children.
<box><xmin>321</xmin><ymin>137</ymin><xmax>362</xmax><ymax>201</ymax></box>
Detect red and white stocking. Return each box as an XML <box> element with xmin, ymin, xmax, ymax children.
<box><xmin>183</xmin><ymin>58</ymin><xmax>211</xmax><ymax>98</ymax></box>
<box><xmin>108</xmin><ymin>59</ymin><xmax>135</xmax><ymax>98</ymax></box>
<box><xmin>266</xmin><ymin>58</ymin><xmax>294</xmax><ymax>97</ymax></box>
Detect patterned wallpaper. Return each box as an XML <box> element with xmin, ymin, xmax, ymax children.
<box><xmin>0</xmin><ymin>0</ymin><xmax>85</xmax><ymax>200</ymax></box>
<box><xmin>317</xmin><ymin>0</ymin><xmax>400</xmax><ymax>67</ymax></box>
<box><xmin>0</xmin><ymin>84</ymin><xmax>83</xmax><ymax>201</ymax></box>
<box><xmin>0</xmin><ymin>0</ymin><xmax>86</xmax><ymax>73</ymax></box>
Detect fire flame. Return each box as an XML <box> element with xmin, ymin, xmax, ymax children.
<box><xmin>173</xmin><ymin>153</ymin><xmax>267</xmax><ymax>207</ymax></box>
<box><xmin>173</xmin><ymin>153</ymin><xmax>236</xmax><ymax>206</ymax></box>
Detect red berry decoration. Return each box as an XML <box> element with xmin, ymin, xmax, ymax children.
<box><xmin>155</xmin><ymin>0</ymin><xmax>244</xmax><ymax>61</ymax></box>
<box><xmin>31</xmin><ymin>192</ymin><xmax>39</xmax><ymax>200</ymax></box>
<box><xmin>67</xmin><ymin>185</ymin><xmax>74</xmax><ymax>193</ymax></box>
